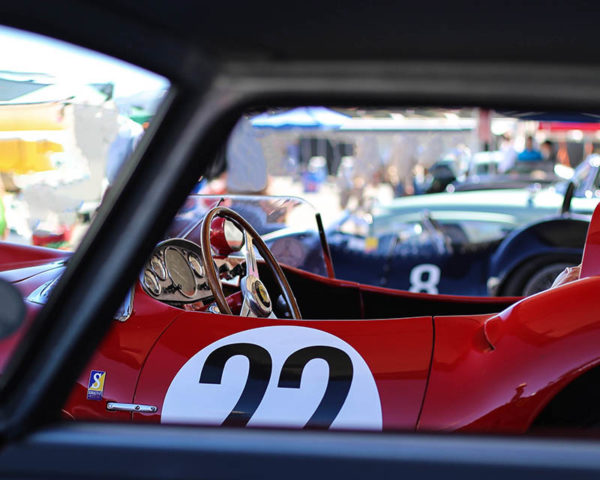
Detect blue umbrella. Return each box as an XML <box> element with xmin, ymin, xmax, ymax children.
<box><xmin>251</xmin><ymin>107</ymin><xmax>350</xmax><ymax>129</ymax></box>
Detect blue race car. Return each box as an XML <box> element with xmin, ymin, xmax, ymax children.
<box><xmin>265</xmin><ymin>189</ymin><xmax>589</xmax><ymax>297</ymax></box>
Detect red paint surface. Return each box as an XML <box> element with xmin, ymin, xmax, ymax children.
<box><xmin>539</xmin><ymin>122</ymin><xmax>600</xmax><ymax>132</ymax></box>
<box><xmin>132</xmin><ymin>313</ymin><xmax>433</xmax><ymax>430</ymax></box>
<box><xmin>581</xmin><ymin>204</ymin><xmax>600</xmax><ymax>279</ymax></box>
<box><xmin>209</xmin><ymin>216</ymin><xmax>234</xmax><ymax>255</ymax></box>
<box><xmin>0</xmin><ymin>241</ymin><xmax>69</xmax><ymax>272</ymax></box>
<box><xmin>4</xmin><ymin>238</ymin><xmax>600</xmax><ymax>433</ymax></box>
<box><xmin>62</xmin><ymin>284</ymin><xmax>180</xmax><ymax>421</ymax></box>
<box><xmin>419</xmin><ymin>277</ymin><xmax>600</xmax><ymax>432</ymax></box>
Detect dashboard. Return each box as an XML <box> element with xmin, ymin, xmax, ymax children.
<box><xmin>139</xmin><ymin>238</ymin><xmax>213</xmax><ymax>304</ymax></box>
<box><xmin>140</xmin><ymin>238</ymin><xmax>245</xmax><ymax>305</ymax></box>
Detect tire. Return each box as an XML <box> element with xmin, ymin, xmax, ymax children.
<box><xmin>501</xmin><ymin>256</ymin><xmax>579</xmax><ymax>297</ymax></box>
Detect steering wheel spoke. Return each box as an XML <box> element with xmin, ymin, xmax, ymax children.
<box><xmin>239</xmin><ymin>296</ymin><xmax>254</xmax><ymax>317</ymax></box>
<box><xmin>243</xmin><ymin>232</ymin><xmax>260</xmax><ymax>279</ymax></box>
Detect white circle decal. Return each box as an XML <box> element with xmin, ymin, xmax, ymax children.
<box><xmin>162</xmin><ymin>326</ymin><xmax>382</xmax><ymax>430</ymax></box>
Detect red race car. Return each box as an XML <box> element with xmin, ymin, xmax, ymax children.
<box><xmin>0</xmin><ymin>193</ymin><xmax>598</xmax><ymax>433</ymax></box>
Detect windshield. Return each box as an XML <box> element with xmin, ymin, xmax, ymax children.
<box><xmin>168</xmin><ymin>194</ymin><xmax>328</xmax><ymax>277</ymax></box>
<box><xmin>555</xmin><ymin>154</ymin><xmax>600</xmax><ymax>195</ymax></box>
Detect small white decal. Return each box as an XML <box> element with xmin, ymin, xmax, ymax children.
<box><xmin>409</xmin><ymin>264</ymin><xmax>441</xmax><ymax>294</ymax></box>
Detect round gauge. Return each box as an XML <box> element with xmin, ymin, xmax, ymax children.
<box><xmin>188</xmin><ymin>254</ymin><xmax>203</xmax><ymax>277</ymax></box>
<box><xmin>151</xmin><ymin>255</ymin><xmax>166</xmax><ymax>280</ymax></box>
<box><xmin>143</xmin><ymin>269</ymin><xmax>161</xmax><ymax>296</ymax></box>
<box><xmin>165</xmin><ymin>247</ymin><xmax>196</xmax><ymax>297</ymax></box>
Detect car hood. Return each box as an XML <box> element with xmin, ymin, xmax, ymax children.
<box><xmin>0</xmin><ymin>242</ymin><xmax>71</xmax><ymax>284</ymax></box>
<box><xmin>0</xmin><ymin>260</ymin><xmax>67</xmax><ymax>284</ymax></box>
<box><xmin>375</xmin><ymin>187</ymin><xmax>598</xmax><ymax>223</ymax></box>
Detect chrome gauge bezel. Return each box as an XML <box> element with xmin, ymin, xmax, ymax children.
<box><xmin>150</xmin><ymin>254</ymin><xmax>166</xmax><ymax>280</ymax></box>
<box><xmin>143</xmin><ymin>269</ymin><xmax>161</xmax><ymax>296</ymax></box>
<box><xmin>140</xmin><ymin>238</ymin><xmax>211</xmax><ymax>304</ymax></box>
<box><xmin>140</xmin><ymin>238</ymin><xmax>247</xmax><ymax>306</ymax></box>
<box><xmin>164</xmin><ymin>246</ymin><xmax>196</xmax><ymax>298</ymax></box>
<box><xmin>188</xmin><ymin>254</ymin><xmax>204</xmax><ymax>277</ymax></box>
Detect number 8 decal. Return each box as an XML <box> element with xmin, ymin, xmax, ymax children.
<box><xmin>163</xmin><ymin>326</ymin><xmax>382</xmax><ymax>430</ymax></box>
<box><xmin>409</xmin><ymin>264</ymin><xmax>441</xmax><ymax>294</ymax></box>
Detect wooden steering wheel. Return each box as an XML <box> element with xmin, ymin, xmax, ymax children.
<box><xmin>200</xmin><ymin>206</ymin><xmax>302</xmax><ymax>319</ymax></box>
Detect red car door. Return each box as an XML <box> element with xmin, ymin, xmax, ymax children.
<box><xmin>132</xmin><ymin>312</ymin><xmax>433</xmax><ymax>431</ymax></box>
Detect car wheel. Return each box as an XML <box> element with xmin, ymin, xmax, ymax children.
<box><xmin>501</xmin><ymin>256</ymin><xmax>579</xmax><ymax>297</ymax></box>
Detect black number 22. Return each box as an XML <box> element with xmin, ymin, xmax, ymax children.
<box><xmin>199</xmin><ymin>342</ymin><xmax>353</xmax><ymax>429</ymax></box>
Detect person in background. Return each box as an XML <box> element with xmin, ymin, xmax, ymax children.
<box><xmin>0</xmin><ymin>176</ymin><xmax>7</xmax><ymax>240</ymax></box>
<box><xmin>200</xmin><ymin>117</ymin><xmax>269</xmax><ymax>196</ymax></box>
<box><xmin>225</xmin><ymin>117</ymin><xmax>269</xmax><ymax>195</ymax></box>
<box><xmin>556</xmin><ymin>140</ymin><xmax>571</xmax><ymax>167</ymax></box>
<box><xmin>337</xmin><ymin>156</ymin><xmax>357</xmax><ymax>209</ymax></box>
<box><xmin>105</xmin><ymin>115</ymin><xmax>145</xmax><ymax>185</ymax></box>
<box><xmin>387</xmin><ymin>135</ymin><xmax>417</xmax><ymax>196</ymax></box>
<box><xmin>498</xmin><ymin>133</ymin><xmax>517</xmax><ymax>173</ymax></box>
<box><xmin>198</xmin><ymin>117</ymin><xmax>276</xmax><ymax>233</ymax></box>
<box><xmin>537</xmin><ymin>139</ymin><xmax>558</xmax><ymax>173</ymax></box>
<box><xmin>540</xmin><ymin>140</ymin><xmax>557</xmax><ymax>164</ymax></box>
<box><xmin>517</xmin><ymin>136</ymin><xmax>543</xmax><ymax>162</ymax></box>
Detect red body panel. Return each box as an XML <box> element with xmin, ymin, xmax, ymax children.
<box><xmin>0</xmin><ymin>241</ymin><xmax>69</xmax><ymax>271</ymax></box>
<box><xmin>63</xmin><ymin>285</ymin><xmax>180</xmax><ymax>421</ymax></box>
<box><xmin>581</xmin><ymin>205</ymin><xmax>600</xmax><ymax>279</ymax></box>
<box><xmin>3</xmin><ymin>209</ymin><xmax>600</xmax><ymax>433</ymax></box>
<box><xmin>420</xmin><ymin>277</ymin><xmax>600</xmax><ymax>432</ymax></box>
<box><xmin>132</xmin><ymin>313</ymin><xmax>433</xmax><ymax>430</ymax></box>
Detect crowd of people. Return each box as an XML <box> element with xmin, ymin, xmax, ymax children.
<box><xmin>499</xmin><ymin>134</ymin><xmax>566</xmax><ymax>174</ymax></box>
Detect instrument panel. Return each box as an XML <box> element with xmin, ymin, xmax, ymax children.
<box><xmin>140</xmin><ymin>239</ymin><xmax>212</xmax><ymax>304</ymax></box>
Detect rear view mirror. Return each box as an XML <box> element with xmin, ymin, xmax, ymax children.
<box><xmin>209</xmin><ymin>217</ymin><xmax>245</xmax><ymax>255</ymax></box>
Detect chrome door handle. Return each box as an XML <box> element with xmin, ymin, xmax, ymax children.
<box><xmin>106</xmin><ymin>402</ymin><xmax>157</xmax><ymax>414</ymax></box>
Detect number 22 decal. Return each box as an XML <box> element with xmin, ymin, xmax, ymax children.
<box><xmin>200</xmin><ymin>343</ymin><xmax>353</xmax><ymax>429</ymax></box>
<box><xmin>162</xmin><ymin>326</ymin><xmax>382</xmax><ymax>430</ymax></box>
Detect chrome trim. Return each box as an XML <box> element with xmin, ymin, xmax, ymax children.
<box><xmin>25</xmin><ymin>261</ymin><xmax>68</xmax><ymax>304</ymax></box>
<box><xmin>113</xmin><ymin>287</ymin><xmax>135</xmax><ymax>322</ymax></box>
<box><xmin>140</xmin><ymin>238</ymin><xmax>212</xmax><ymax>304</ymax></box>
<box><xmin>28</xmin><ymin>277</ymin><xmax>135</xmax><ymax>323</ymax></box>
<box><xmin>27</xmin><ymin>277</ymin><xmax>60</xmax><ymax>305</ymax></box>
<box><xmin>106</xmin><ymin>402</ymin><xmax>157</xmax><ymax>414</ymax></box>
<box><xmin>224</xmin><ymin>219</ymin><xmax>245</xmax><ymax>251</ymax></box>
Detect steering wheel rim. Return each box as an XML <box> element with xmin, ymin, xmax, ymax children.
<box><xmin>200</xmin><ymin>206</ymin><xmax>302</xmax><ymax>319</ymax></box>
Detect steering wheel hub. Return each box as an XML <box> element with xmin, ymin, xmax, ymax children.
<box><xmin>241</xmin><ymin>275</ymin><xmax>272</xmax><ymax>316</ymax></box>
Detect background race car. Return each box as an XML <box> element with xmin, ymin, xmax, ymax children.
<box><xmin>266</xmin><ymin>189</ymin><xmax>588</xmax><ymax>297</ymax></box>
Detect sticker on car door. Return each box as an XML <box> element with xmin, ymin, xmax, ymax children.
<box><xmin>161</xmin><ymin>326</ymin><xmax>382</xmax><ymax>430</ymax></box>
